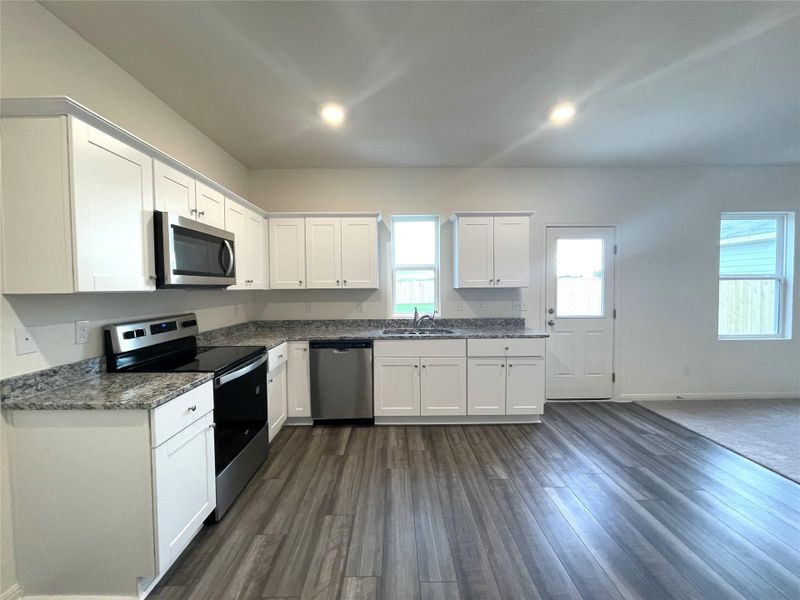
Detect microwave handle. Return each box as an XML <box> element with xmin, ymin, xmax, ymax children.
<box><xmin>221</xmin><ymin>240</ymin><xmax>235</xmax><ymax>276</ymax></box>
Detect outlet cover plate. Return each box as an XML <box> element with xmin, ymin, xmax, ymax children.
<box><xmin>75</xmin><ymin>321</ymin><xmax>90</xmax><ymax>344</ymax></box>
<box><xmin>15</xmin><ymin>327</ymin><xmax>37</xmax><ymax>355</ymax></box>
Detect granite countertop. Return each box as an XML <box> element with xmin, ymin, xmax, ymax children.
<box><xmin>1</xmin><ymin>371</ymin><xmax>213</xmax><ymax>411</ymax></box>
<box><xmin>210</xmin><ymin>323</ymin><xmax>548</xmax><ymax>350</ymax></box>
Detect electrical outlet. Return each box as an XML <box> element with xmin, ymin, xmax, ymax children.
<box><xmin>305</xmin><ymin>302</ymin><xmax>313</xmax><ymax>314</ymax></box>
<box><xmin>683</xmin><ymin>366</ymin><xmax>691</xmax><ymax>376</ymax></box>
<box><xmin>512</xmin><ymin>300</ymin><xmax>528</xmax><ymax>311</ymax></box>
<box><xmin>75</xmin><ymin>321</ymin><xmax>90</xmax><ymax>344</ymax></box>
<box><xmin>15</xmin><ymin>327</ymin><xmax>37</xmax><ymax>355</ymax></box>
<box><xmin>356</xmin><ymin>302</ymin><xmax>364</xmax><ymax>313</ymax></box>
<box><xmin>477</xmin><ymin>301</ymin><xmax>486</xmax><ymax>312</ymax></box>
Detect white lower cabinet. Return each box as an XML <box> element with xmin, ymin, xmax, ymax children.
<box><xmin>7</xmin><ymin>381</ymin><xmax>216</xmax><ymax>598</ymax></box>
<box><xmin>506</xmin><ymin>358</ymin><xmax>545</xmax><ymax>414</ymax></box>
<box><xmin>466</xmin><ymin>339</ymin><xmax>545</xmax><ymax>417</ymax></box>
<box><xmin>421</xmin><ymin>358</ymin><xmax>467</xmax><ymax>416</ymax></box>
<box><xmin>152</xmin><ymin>410</ymin><xmax>215</xmax><ymax>576</ymax></box>
<box><xmin>374</xmin><ymin>357</ymin><xmax>421</xmax><ymax>416</ymax></box>
<box><xmin>374</xmin><ymin>341</ymin><xmax>467</xmax><ymax>417</ymax></box>
<box><xmin>287</xmin><ymin>341</ymin><xmax>311</xmax><ymax>418</ymax></box>
<box><xmin>268</xmin><ymin>343</ymin><xmax>289</xmax><ymax>440</ymax></box>
<box><xmin>467</xmin><ymin>358</ymin><xmax>506</xmax><ymax>415</ymax></box>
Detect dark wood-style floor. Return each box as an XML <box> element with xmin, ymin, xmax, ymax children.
<box><xmin>152</xmin><ymin>403</ymin><xmax>800</xmax><ymax>600</ymax></box>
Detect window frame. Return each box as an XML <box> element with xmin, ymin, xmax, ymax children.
<box><xmin>390</xmin><ymin>215</ymin><xmax>440</xmax><ymax>318</ymax></box>
<box><xmin>718</xmin><ymin>211</ymin><xmax>792</xmax><ymax>340</ymax></box>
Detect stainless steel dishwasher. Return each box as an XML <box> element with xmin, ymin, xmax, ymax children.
<box><xmin>310</xmin><ymin>340</ymin><xmax>373</xmax><ymax>421</ymax></box>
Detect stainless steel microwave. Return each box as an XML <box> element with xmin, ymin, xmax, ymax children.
<box><xmin>154</xmin><ymin>211</ymin><xmax>235</xmax><ymax>288</ymax></box>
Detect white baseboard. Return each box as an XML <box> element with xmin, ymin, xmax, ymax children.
<box><xmin>375</xmin><ymin>415</ymin><xmax>541</xmax><ymax>425</ymax></box>
<box><xmin>0</xmin><ymin>584</ymin><xmax>21</xmax><ymax>600</ymax></box>
<box><xmin>20</xmin><ymin>596</ymin><xmax>134</xmax><ymax>600</ymax></box>
<box><xmin>617</xmin><ymin>392</ymin><xmax>800</xmax><ymax>402</ymax></box>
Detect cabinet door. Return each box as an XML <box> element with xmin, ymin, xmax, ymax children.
<box><xmin>153</xmin><ymin>411</ymin><xmax>215</xmax><ymax>576</ymax></box>
<box><xmin>154</xmin><ymin>160</ymin><xmax>196</xmax><ymax>220</ymax></box>
<box><xmin>374</xmin><ymin>358</ymin><xmax>420</xmax><ymax>416</ymax></box>
<box><xmin>455</xmin><ymin>217</ymin><xmax>494</xmax><ymax>288</ymax></box>
<box><xmin>247</xmin><ymin>211</ymin><xmax>268</xmax><ymax>289</ymax></box>
<box><xmin>70</xmin><ymin>118</ymin><xmax>155</xmax><ymax>291</ymax></box>
<box><xmin>223</xmin><ymin>200</ymin><xmax>248</xmax><ymax>289</ymax></box>
<box><xmin>421</xmin><ymin>357</ymin><xmax>466</xmax><ymax>416</ymax></box>
<box><xmin>287</xmin><ymin>342</ymin><xmax>311</xmax><ymax>417</ymax></box>
<box><xmin>195</xmin><ymin>182</ymin><xmax>225</xmax><ymax>229</ymax></box>
<box><xmin>341</xmin><ymin>218</ymin><xmax>378</xmax><ymax>288</ymax></box>
<box><xmin>268</xmin><ymin>363</ymin><xmax>288</xmax><ymax>441</ymax></box>
<box><xmin>269</xmin><ymin>218</ymin><xmax>306</xmax><ymax>289</ymax></box>
<box><xmin>467</xmin><ymin>358</ymin><xmax>506</xmax><ymax>415</ymax></box>
<box><xmin>493</xmin><ymin>216</ymin><xmax>530</xmax><ymax>288</ymax></box>
<box><xmin>506</xmin><ymin>358</ymin><xmax>544</xmax><ymax>415</ymax></box>
<box><xmin>305</xmin><ymin>217</ymin><xmax>342</xmax><ymax>288</ymax></box>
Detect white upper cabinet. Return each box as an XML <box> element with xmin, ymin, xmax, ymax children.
<box><xmin>306</xmin><ymin>218</ymin><xmax>342</xmax><ymax>288</ymax></box>
<box><xmin>195</xmin><ymin>182</ymin><xmax>226</xmax><ymax>229</ymax></box>
<box><xmin>492</xmin><ymin>216</ymin><xmax>530</xmax><ymax>288</ymax></box>
<box><xmin>224</xmin><ymin>199</ymin><xmax>268</xmax><ymax>290</ymax></box>
<box><xmin>341</xmin><ymin>217</ymin><xmax>379</xmax><ymax>288</ymax></box>
<box><xmin>70</xmin><ymin>118</ymin><xmax>155</xmax><ymax>292</ymax></box>
<box><xmin>154</xmin><ymin>160</ymin><xmax>196</xmax><ymax>220</ymax></box>
<box><xmin>452</xmin><ymin>212</ymin><xmax>532</xmax><ymax>289</ymax></box>
<box><xmin>269</xmin><ymin>218</ymin><xmax>307</xmax><ymax>289</ymax></box>
<box><xmin>455</xmin><ymin>216</ymin><xmax>494</xmax><ymax>287</ymax></box>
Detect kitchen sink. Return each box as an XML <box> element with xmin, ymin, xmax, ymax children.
<box><xmin>382</xmin><ymin>327</ymin><xmax>455</xmax><ymax>335</ymax></box>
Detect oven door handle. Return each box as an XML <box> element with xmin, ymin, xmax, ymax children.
<box><xmin>215</xmin><ymin>353</ymin><xmax>267</xmax><ymax>388</ymax></box>
<box><xmin>221</xmin><ymin>240</ymin><xmax>235</xmax><ymax>277</ymax></box>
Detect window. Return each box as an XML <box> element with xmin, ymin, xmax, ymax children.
<box><xmin>719</xmin><ymin>212</ymin><xmax>794</xmax><ymax>339</ymax></box>
<box><xmin>556</xmin><ymin>238</ymin><xmax>605</xmax><ymax>317</ymax></box>
<box><xmin>391</xmin><ymin>216</ymin><xmax>438</xmax><ymax>317</ymax></box>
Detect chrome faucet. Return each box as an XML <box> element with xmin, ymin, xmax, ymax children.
<box><xmin>413</xmin><ymin>307</ymin><xmax>437</xmax><ymax>328</ymax></box>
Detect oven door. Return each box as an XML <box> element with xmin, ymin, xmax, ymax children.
<box><xmin>155</xmin><ymin>211</ymin><xmax>236</xmax><ymax>287</ymax></box>
<box><xmin>212</xmin><ymin>351</ymin><xmax>269</xmax><ymax>520</ymax></box>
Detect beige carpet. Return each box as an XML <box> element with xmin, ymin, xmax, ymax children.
<box><xmin>637</xmin><ymin>398</ymin><xmax>800</xmax><ymax>483</ymax></box>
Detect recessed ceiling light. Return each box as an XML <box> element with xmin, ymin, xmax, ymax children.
<box><xmin>549</xmin><ymin>102</ymin><xmax>576</xmax><ymax>126</ymax></box>
<box><xmin>320</xmin><ymin>102</ymin><xmax>346</xmax><ymax>128</ymax></box>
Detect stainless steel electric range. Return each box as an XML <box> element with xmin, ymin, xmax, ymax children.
<box><xmin>104</xmin><ymin>313</ymin><xmax>268</xmax><ymax>520</ymax></box>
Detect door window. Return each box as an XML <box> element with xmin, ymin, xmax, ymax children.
<box><xmin>556</xmin><ymin>238</ymin><xmax>605</xmax><ymax>317</ymax></box>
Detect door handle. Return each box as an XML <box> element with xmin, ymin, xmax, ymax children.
<box><xmin>548</xmin><ymin>320</ymin><xmax>555</xmax><ymax>326</ymax></box>
<box><xmin>221</xmin><ymin>240</ymin><xmax>235</xmax><ymax>276</ymax></box>
<box><xmin>547</xmin><ymin>308</ymin><xmax>555</xmax><ymax>314</ymax></box>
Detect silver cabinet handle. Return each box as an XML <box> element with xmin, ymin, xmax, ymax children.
<box><xmin>414</xmin><ymin>364</ymin><xmax>418</xmax><ymax>369</ymax></box>
<box><xmin>190</xmin><ymin>208</ymin><xmax>198</xmax><ymax>215</ymax></box>
<box><xmin>209</xmin><ymin>422</ymin><xmax>216</xmax><ymax>429</ymax></box>
<box><xmin>150</xmin><ymin>274</ymin><xmax>157</xmax><ymax>280</ymax></box>
<box><xmin>298</xmin><ymin>280</ymin><xmax>303</xmax><ymax>286</ymax></box>
<box><xmin>187</xmin><ymin>405</ymin><xmax>197</xmax><ymax>412</ymax></box>
<box><xmin>344</xmin><ymin>280</ymin><xmax>347</xmax><ymax>286</ymax></box>
<box><xmin>336</xmin><ymin>280</ymin><xmax>340</xmax><ymax>286</ymax></box>
<box><xmin>198</xmin><ymin>211</ymin><xmax>205</xmax><ymax>217</ymax></box>
<box><xmin>268</xmin><ymin>378</ymin><xmax>274</xmax><ymax>384</ymax></box>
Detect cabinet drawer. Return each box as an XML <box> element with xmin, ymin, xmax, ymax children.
<box><xmin>150</xmin><ymin>381</ymin><xmax>213</xmax><ymax>447</ymax></box>
<box><xmin>268</xmin><ymin>342</ymin><xmax>288</xmax><ymax>370</ymax></box>
<box><xmin>374</xmin><ymin>339</ymin><xmax>466</xmax><ymax>358</ymax></box>
<box><xmin>467</xmin><ymin>338</ymin><xmax>545</xmax><ymax>357</ymax></box>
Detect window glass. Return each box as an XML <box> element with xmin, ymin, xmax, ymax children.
<box><xmin>393</xmin><ymin>220</ymin><xmax>437</xmax><ymax>265</ymax></box>
<box><xmin>719</xmin><ymin>279</ymin><xmax>778</xmax><ymax>336</ymax></box>
<box><xmin>720</xmin><ymin>218</ymin><xmax>778</xmax><ymax>276</ymax></box>
<box><xmin>392</xmin><ymin>217</ymin><xmax>438</xmax><ymax>316</ymax></box>
<box><xmin>556</xmin><ymin>238</ymin><xmax>604</xmax><ymax>317</ymax></box>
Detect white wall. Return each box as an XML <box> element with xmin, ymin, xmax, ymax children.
<box><xmin>249</xmin><ymin>167</ymin><xmax>800</xmax><ymax>399</ymax></box>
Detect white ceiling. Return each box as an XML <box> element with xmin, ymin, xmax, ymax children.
<box><xmin>42</xmin><ymin>1</ymin><xmax>800</xmax><ymax>168</ymax></box>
